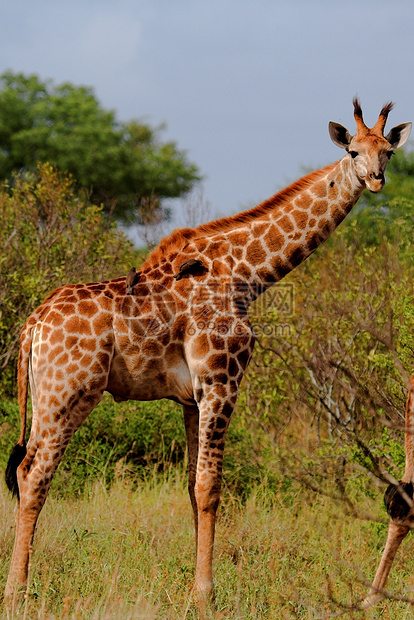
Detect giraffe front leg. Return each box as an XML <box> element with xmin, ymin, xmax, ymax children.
<box><xmin>193</xmin><ymin>389</ymin><xmax>235</xmax><ymax>616</ymax></box>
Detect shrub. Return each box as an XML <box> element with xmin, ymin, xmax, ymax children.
<box><xmin>0</xmin><ymin>163</ymin><xmax>139</xmax><ymax>393</ymax></box>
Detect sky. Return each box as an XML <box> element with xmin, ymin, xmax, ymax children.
<box><xmin>1</xmin><ymin>0</ymin><xmax>414</xmax><ymax>236</ymax></box>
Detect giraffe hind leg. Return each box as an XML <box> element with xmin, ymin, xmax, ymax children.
<box><xmin>5</xmin><ymin>385</ymin><xmax>106</xmax><ymax>605</ymax></box>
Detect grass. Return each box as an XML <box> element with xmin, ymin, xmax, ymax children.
<box><xmin>2</xmin><ymin>470</ymin><xmax>414</xmax><ymax>619</ymax></box>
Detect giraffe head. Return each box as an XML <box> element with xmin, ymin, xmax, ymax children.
<box><xmin>329</xmin><ymin>98</ymin><xmax>412</xmax><ymax>192</ymax></box>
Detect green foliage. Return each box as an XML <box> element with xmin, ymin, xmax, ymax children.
<box><xmin>0</xmin><ymin>71</ymin><xmax>200</xmax><ymax>223</ymax></box>
<box><xmin>0</xmin><ymin>163</ymin><xmax>139</xmax><ymax>393</ymax></box>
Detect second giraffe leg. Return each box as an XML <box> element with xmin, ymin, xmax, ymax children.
<box><xmin>364</xmin><ymin>382</ymin><xmax>414</xmax><ymax>607</ymax></box>
<box><xmin>183</xmin><ymin>404</ymin><xmax>200</xmax><ymax>553</ymax></box>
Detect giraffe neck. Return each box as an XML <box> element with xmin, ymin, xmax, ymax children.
<box><xmin>228</xmin><ymin>155</ymin><xmax>365</xmax><ymax>299</ymax></box>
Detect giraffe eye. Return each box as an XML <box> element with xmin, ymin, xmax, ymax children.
<box><xmin>349</xmin><ymin>151</ymin><xmax>358</xmax><ymax>159</ymax></box>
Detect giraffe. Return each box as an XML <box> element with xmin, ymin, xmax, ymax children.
<box><xmin>4</xmin><ymin>99</ymin><xmax>411</xmax><ymax>616</ymax></box>
<box><xmin>364</xmin><ymin>377</ymin><xmax>414</xmax><ymax>608</ymax></box>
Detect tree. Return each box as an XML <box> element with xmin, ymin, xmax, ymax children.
<box><xmin>0</xmin><ymin>71</ymin><xmax>200</xmax><ymax>223</ymax></box>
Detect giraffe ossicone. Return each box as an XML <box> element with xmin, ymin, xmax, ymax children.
<box><xmin>5</xmin><ymin>99</ymin><xmax>411</xmax><ymax>617</ymax></box>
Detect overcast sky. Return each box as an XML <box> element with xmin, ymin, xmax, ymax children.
<box><xmin>1</xmin><ymin>0</ymin><xmax>413</xmax><ymax>232</ymax></box>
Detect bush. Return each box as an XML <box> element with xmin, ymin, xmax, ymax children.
<box><xmin>0</xmin><ymin>163</ymin><xmax>140</xmax><ymax>393</ymax></box>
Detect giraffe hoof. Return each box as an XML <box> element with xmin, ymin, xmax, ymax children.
<box><xmin>384</xmin><ymin>481</ymin><xmax>413</xmax><ymax>520</ymax></box>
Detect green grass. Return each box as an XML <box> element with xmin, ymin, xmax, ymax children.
<box><xmin>2</xmin><ymin>471</ymin><xmax>414</xmax><ymax>619</ymax></box>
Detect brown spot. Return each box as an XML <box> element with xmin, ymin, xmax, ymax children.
<box><xmin>311</xmin><ymin>200</ymin><xmax>328</xmax><ymax>216</ymax></box>
<box><xmin>313</xmin><ymin>181</ymin><xmax>327</xmax><ymax>198</ymax></box>
<box><xmin>77</xmin><ymin>288</ymin><xmax>92</xmax><ymax>300</ymax></box>
<box><xmin>193</xmin><ymin>333</ymin><xmax>209</xmax><ymax>357</ymax></box>
<box><xmin>47</xmin><ymin>329</ymin><xmax>62</xmax><ymax>346</ymax></box>
<box><xmin>238</xmin><ymin>348</ymin><xmax>251</xmax><ymax>369</ymax></box>
<box><xmin>150</xmin><ymin>268</ymin><xmax>163</xmax><ymax>279</ymax></box>
<box><xmin>205</xmin><ymin>241</ymin><xmax>228</xmax><ymax>259</ymax></box>
<box><xmin>67</xmin><ymin>363</ymin><xmax>79</xmax><ymax>375</ymax></box>
<box><xmin>319</xmin><ymin>218</ymin><xmax>332</xmax><ymax>236</ymax></box>
<box><xmin>210</xmin><ymin>333</ymin><xmax>226</xmax><ymax>350</ymax></box>
<box><xmin>77</xmin><ymin>370</ymin><xmax>89</xmax><ymax>383</ymax></box>
<box><xmin>214</xmin><ymin>372</ymin><xmax>228</xmax><ymax>384</ymax></box>
<box><xmin>229</xmin><ymin>231</ymin><xmax>248</xmax><ymax>247</ymax></box>
<box><xmin>196</xmin><ymin>239</ymin><xmax>208</xmax><ymax>252</ymax></box>
<box><xmin>171</xmin><ymin>315</ymin><xmax>189</xmax><ymax>339</ymax></box>
<box><xmin>277</xmin><ymin>215</ymin><xmax>295</xmax><ymax>233</ymax></box>
<box><xmin>214</xmin><ymin>384</ymin><xmax>227</xmax><ymax>398</ymax></box>
<box><xmin>80</xmin><ymin>353</ymin><xmax>93</xmax><ymax>367</ymax></box>
<box><xmin>233</xmin><ymin>247</ymin><xmax>243</xmax><ymax>260</ymax></box>
<box><xmin>208</xmin><ymin>353</ymin><xmax>228</xmax><ymax>371</ymax></box>
<box><xmin>294</xmin><ymin>192</ymin><xmax>312</xmax><ymax>210</ymax></box>
<box><xmin>99</xmin><ymin>296</ymin><xmax>113</xmax><ymax>311</ymax></box>
<box><xmin>65</xmin><ymin>335</ymin><xmax>78</xmax><ymax>349</ymax></box>
<box><xmin>97</xmin><ymin>351</ymin><xmax>110</xmax><ymax>366</ymax></box>
<box><xmin>79</xmin><ymin>338</ymin><xmax>96</xmax><ymax>352</ymax></box>
<box><xmin>291</xmin><ymin>210</ymin><xmax>308</xmax><ymax>230</ymax></box>
<box><xmin>48</xmin><ymin>395</ymin><xmax>60</xmax><ymax>408</ymax></box>
<box><xmin>235</xmin><ymin>262</ymin><xmax>252</xmax><ymax>279</ymax></box>
<box><xmin>270</xmin><ymin>255</ymin><xmax>290</xmax><ymax>278</ymax></box>
<box><xmin>142</xmin><ymin>339</ymin><xmax>162</xmax><ymax>357</ymax></box>
<box><xmin>246</xmin><ymin>239</ymin><xmax>267</xmax><ymax>265</ymax></box>
<box><xmin>284</xmin><ymin>243</ymin><xmax>306</xmax><ymax>267</ymax></box>
<box><xmin>93</xmin><ymin>315</ymin><xmax>110</xmax><ymax>336</ymax></box>
<box><xmin>264</xmin><ymin>226</ymin><xmax>285</xmax><ymax>253</ymax></box>
<box><xmin>228</xmin><ymin>358</ymin><xmax>239</xmax><ymax>377</ymax></box>
<box><xmin>306</xmin><ymin>230</ymin><xmax>324</xmax><ymax>252</ymax></box>
<box><xmin>221</xmin><ymin>402</ymin><xmax>234</xmax><ymax>418</ymax></box>
<box><xmin>78</xmin><ymin>301</ymin><xmax>98</xmax><ymax>317</ymax></box>
<box><xmin>256</xmin><ymin>267</ymin><xmax>273</xmax><ymax>283</ymax></box>
<box><xmin>252</xmin><ymin>222</ymin><xmax>267</xmax><ymax>238</ymax></box>
<box><xmin>331</xmin><ymin>205</ymin><xmax>345</xmax><ymax>226</ymax></box>
<box><xmin>308</xmin><ymin>218</ymin><xmax>316</xmax><ymax>228</ymax></box>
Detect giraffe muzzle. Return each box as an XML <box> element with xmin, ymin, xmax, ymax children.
<box><xmin>366</xmin><ymin>172</ymin><xmax>385</xmax><ymax>193</ymax></box>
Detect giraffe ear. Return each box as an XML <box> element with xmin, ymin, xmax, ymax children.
<box><xmin>385</xmin><ymin>122</ymin><xmax>412</xmax><ymax>149</ymax></box>
<box><xmin>329</xmin><ymin>122</ymin><xmax>352</xmax><ymax>149</ymax></box>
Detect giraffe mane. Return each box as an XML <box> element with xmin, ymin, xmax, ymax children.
<box><xmin>142</xmin><ymin>162</ymin><xmax>337</xmax><ymax>269</ymax></box>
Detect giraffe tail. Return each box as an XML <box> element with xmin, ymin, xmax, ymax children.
<box><xmin>5</xmin><ymin>323</ymin><xmax>32</xmax><ymax>498</ymax></box>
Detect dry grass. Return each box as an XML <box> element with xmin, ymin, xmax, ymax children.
<box><xmin>1</xmin><ymin>472</ymin><xmax>414</xmax><ymax>619</ymax></box>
